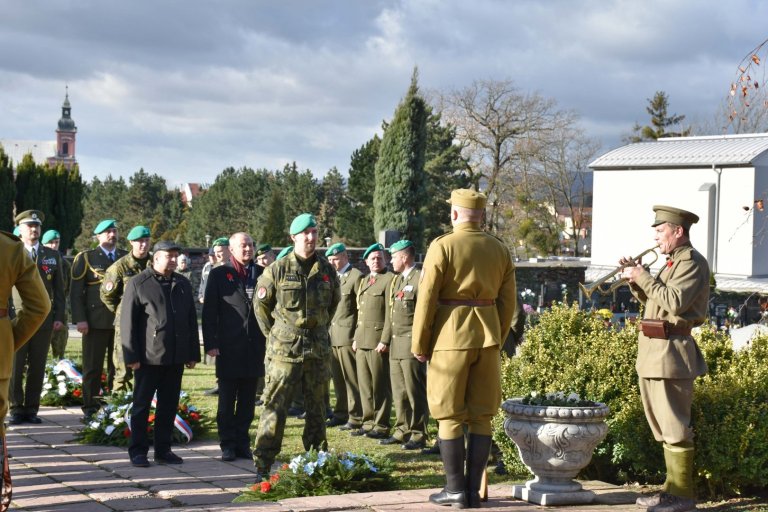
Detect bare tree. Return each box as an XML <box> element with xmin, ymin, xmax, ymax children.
<box><xmin>436</xmin><ymin>79</ymin><xmax>558</xmax><ymax>236</ymax></box>
<box><xmin>728</xmin><ymin>38</ymin><xmax>768</xmax><ymax>128</ymax></box>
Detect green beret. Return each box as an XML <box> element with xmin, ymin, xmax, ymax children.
<box><xmin>256</xmin><ymin>243</ymin><xmax>272</xmax><ymax>256</ymax></box>
<box><xmin>448</xmin><ymin>189</ymin><xmax>487</xmax><ymax>210</ymax></box>
<box><xmin>127</xmin><ymin>225</ymin><xmax>151</xmax><ymax>241</ymax></box>
<box><xmin>363</xmin><ymin>243</ymin><xmax>384</xmax><ymax>260</ymax></box>
<box><xmin>651</xmin><ymin>205</ymin><xmax>699</xmax><ymax>230</ymax></box>
<box><xmin>13</xmin><ymin>226</ymin><xmax>21</xmax><ymax>237</ymax></box>
<box><xmin>389</xmin><ymin>239</ymin><xmax>413</xmax><ymax>254</ymax></box>
<box><xmin>41</xmin><ymin>229</ymin><xmax>61</xmax><ymax>244</ymax></box>
<box><xmin>93</xmin><ymin>219</ymin><xmax>117</xmax><ymax>234</ymax></box>
<box><xmin>152</xmin><ymin>240</ymin><xmax>182</xmax><ymax>253</ymax></box>
<box><xmin>212</xmin><ymin>237</ymin><xmax>230</xmax><ymax>247</ymax></box>
<box><xmin>276</xmin><ymin>246</ymin><xmax>293</xmax><ymax>260</ymax></box>
<box><xmin>15</xmin><ymin>209</ymin><xmax>44</xmax><ymax>225</ymax></box>
<box><xmin>289</xmin><ymin>213</ymin><xmax>317</xmax><ymax>235</ymax></box>
<box><xmin>325</xmin><ymin>242</ymin><xmax>346</xmax><ymax>257</ymax></box>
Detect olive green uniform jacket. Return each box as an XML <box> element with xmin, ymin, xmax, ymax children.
<box><xmin>630</xmin><ymin>242</ymin><xmax>709</xmax><ymax>379</ymax></box>
<box><xmin>1</xmin><ymin>232</ymin><xmax>51</xmax><ymax>433</ymax></box>
<box><xmin>71</xmin><ymin>248</ymin><xmax>128</xmax><ymax>329</ymax></box>
<box><xmin>329</xmin><ymin>265</ymin><xmax>362</xmax><ymax>346</ymax></box>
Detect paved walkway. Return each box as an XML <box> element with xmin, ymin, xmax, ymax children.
<box><xmin>5</xmin><ymin>407</ymin><xmax>642</xmax><ymax>512</ymax></box>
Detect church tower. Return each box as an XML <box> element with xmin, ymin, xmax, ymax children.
<box><xmin>47</xmin><ymin>86</ymin><xmax>78</xmax><ymax>170</ymax></box>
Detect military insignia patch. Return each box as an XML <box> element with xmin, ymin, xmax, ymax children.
<box><xmin>47</xmin><ymin>274</ymin><xmax>52</xmax><ymax>281</ymax></box>
<box><xmin>257</xmin><ymin>286</ymin><xmax>267</xmax><ymax>299</ymax></box>
<box><xmin>104</xmin><ymin>281</ymin><xmax>115</xmax><ymax>291</ymax></box>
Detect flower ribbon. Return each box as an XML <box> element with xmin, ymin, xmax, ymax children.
<box><xmin>150</xmin><ymin>395</ymin><xmax>194</xmax><ymax>442</ymax></box>
<box><xmin>53</xmin><ymin>359</ymin><xmax>83</xmax><ymax>384</ymax></box>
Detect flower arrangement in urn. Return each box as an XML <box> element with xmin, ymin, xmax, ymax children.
<box><xmin>502</xmin><ymin>391</ymin><xmax>609</xmax><ymax>506</ymax></box>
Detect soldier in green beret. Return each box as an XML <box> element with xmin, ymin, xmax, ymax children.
<box><xmin>325</xmin><ymin>243</ymin><xmax>364</xmax><ymax>430</ymax></box>
<box><xmin>351</xmin><ymin>243</ymin><xmax>395</xmax><ymax>440</ymax></box>
<box><xmin>255</xmin><ymin>244</ymin><xmax>275</xmax><ymax>268</ymax></box>
<box><xmin>412</xmin><ymin>189</ymin><xmax>517</xmax><ymax>509</ymax></box>
<box><xmin>70</xmin><ymin>219</ymin><xmax>127</xmax><ymax>418</ymax></box>
<box><xmin>42</xmin><ymin>230</ymin><xmax>72</xmax><ymax>360</ymax></box>
<box><xmin>8</xmin><ymin>210</ymin><xmax>66</xmax><ymax>424</ymax></box>
<box><xmin>100</xmin><ymin>225</ymin><xmax>152</xmax><ymax>392</ymax></box>
<box><xmin>275</xmin><ymin>246</ymin><xmax>293</xmax><ymax>260</ymax></box>
<box><xmin>251</xmin><ymin>213</ymin><xmax>340</xmax><ymax>480</ymax></box>
<box><xmin>381</xmin><ymin>240</ymin><xmax>429</xmax><ymax>450</ymax></box>
<box><xmin>621</xmin><ymin>205</ymin><xmax>709</xmax><ymax>512</ymax></box>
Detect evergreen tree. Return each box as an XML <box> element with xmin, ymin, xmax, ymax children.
<box><xmin>15</xmin><ymin>154</ymin><xmax>52</xmax><ymax>216</ymax></box>
<box><xmin>628</xmin><ymin>91</ymin><xmax>691</xmax><ymax>142</ymax></box>
<box><xmin>279</xmin><ymin>162</ymin><xmax>320</xmax><ymax>222</ymax></box>
<box><xmin>373</xmin><ymin>69</ymin><xmax>428</xmax><ymax>250</ymax></box>
<box><xmin>75</xmin><ymin>176</ymin><xmax>128</xmax><ymax>251</ymax></box>
<box><xmin>336</xmin><ymin>135</ymin><xmax>380</xmax><ymax>246</ymax></box>
<box><xmin>261</xmin><ymin>183</ymin><xmax>288</xmax><ymax>246</ymax></box>
<box><xmin>317</xmin><ymin>167</ymin><xmax>345</xmax><ymax>242</ymax></box>
<box><xmin>49</xmin><ymin>164</ymin><xmax>84</xmax><ymax>252</ymax></box>
<box><xmin>0</xmin><ymin>145</ymin><xmax>15</xmax><ymax>232</ymax></box>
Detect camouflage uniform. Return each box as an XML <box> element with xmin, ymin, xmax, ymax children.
<box><xmin>252</xmin><ymin>251</ymin><xmax>340</xmax><ymax>472</ymax></box>
<box><xmin>49</xmin><ymin>255</ymin><xmax>71</xmax><ymax>359</ymax></box>
<box><xmin>100</xmin><ymin>252</ymin><xmax>150</xmax><ymax>392</ymax></box>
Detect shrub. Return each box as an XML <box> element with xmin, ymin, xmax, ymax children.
<box><xmin>495</xmin><ymin>303</ymin><xmax>768</xmax><ymax>499</ymax></box>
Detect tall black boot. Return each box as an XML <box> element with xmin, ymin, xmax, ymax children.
<box><xmin>466</xmin><ymin>433</ymin><xmax>492</xmax><ymax>508</ymax></box>
<box><xmin>429</xmin><ymin>437</ymin><xmax>467</xmax><ymax>509</ymax></box>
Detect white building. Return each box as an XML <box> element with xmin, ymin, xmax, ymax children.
<box><xmin>588</xmin><ymin>134</ymin><xmax>768</xmax><ymax>293</ymax></box>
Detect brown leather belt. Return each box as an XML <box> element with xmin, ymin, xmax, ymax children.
<box><xmin>438</xmin><ymin>299</ymin><xmax>495</xmax><ymax>307</ymax></box>
<box><xmin>0</xmin><ymin>308</ymin><xmax>7</xmax><ymax>319</ymax></box>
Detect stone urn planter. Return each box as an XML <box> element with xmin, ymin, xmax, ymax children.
<box><xmin>502</xmin><ymin>397</ymin><xmax>610</xmax><ymax>506</ymax></box>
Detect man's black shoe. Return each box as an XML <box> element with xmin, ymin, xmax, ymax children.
<box><xmin>338</xmin><ymin>423</ymin><xmax>357</xmax><ymax>431</ymax></box>
<box><xmin>421</xmin><ymin>441</ymin><xmax>441</xmax><ymax>455</ymax></box>
<box><xmin>155</xmin><ymin>451</ymin><xmax>183</xmax><ymax>464</ymax></box>
<box><xmin>8</xmin><ymin>414</ymin><xmax>25</xmax><ymax>425</ymax></box>
<box><xmin>221</xmin><ymin>448</ymin><xmax>236</xmax><ymax>462</ymax></box>
<box><xmin>26</xmin><ymin>415</ymin><xmax>42</xmax><ymax>424</ymax></box>
<box><xmin>402</xmin><ymin>439</ymin><xmax>426</xmax><ymax>450</ymax></box>
<box><xmin>235</xmin><ymin>449</ymin><xmax>253</xmax><ymax>460</ymax></box>
<box><xmin>130</xmin><ymin>454</ymin><xmax>150</xmax><ymax>467</ymax></box>
<box><xmin>429</xmin><ymin>488</ymin><xmax>467</xmax><ymax>508</ymax></box>
<box><xmin>350</xmin><ymin>428</ymin><xmax>367</xmax><ymax>436</ymax></box>
<box><xmin>286</xmin><ymin>406</ymin><xmax>304</xmax><ymax>417</ymax></box>
<box><xmin>254</xmin><ymin>399</ymin><xmax>264</xmax><ymax>406</ymax></box>
<box><xmin>254</xmin><ymin>466</ymin><xmax>270</xmax><ymax>482</ymax></box>
<box><xmin>326</xmin><ymin>417</ymin><xmax>347</xmax><ymax>427</ymax></box>
<box><xmin>378</xmin><ymin>436</ymin><xmax>401</xmax><ymax>446</ymax></box>
<box><xmin>203</xmin><ymin>387</ymin><xmax>219</xmax><ymax>396</ymax></box>
<box><xmin>365</xmin><ymin>430</ymin><xmax>388</xmax><ymax>440</ymax></box>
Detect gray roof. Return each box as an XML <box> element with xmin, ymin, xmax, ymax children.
<box><xmin>590</xmin><ymin>133</ymin><xmax>768</xmax><ymax>169</ymax></box>
<box><xmin>0</xmin><ymin>139</ymin><xmax>56</xmax><ymax>166</ymax></box>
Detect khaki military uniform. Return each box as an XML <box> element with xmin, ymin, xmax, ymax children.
<box><xmin>252</xmin><ymin>251</ymin><xmax>340</xmax><ymax>470</ymax></box>
<box><xmin>100</xmin><ymin>252</ymin><xmax>150</xmax><ymax>392</ymax></box>
<box><xmin>70</xmin><ymin>247</ymin><xmax>127</xmax><ymax>416</ymax></box>
<box><xmin>328</xmin><ymin>264</ymin><xmax>363</xmax><ymax>426</ymax></box>
<box><xmin>9</xmin><ymin>245</ymin><xmax>65</xmax><ymax>417</ymax></box>
<box><xmin>0</xmin><ymin>232</ymin><xmax>51</xmax><ymax>435</ymax></box>
<box><xmin>49</xmin><ymin>255</ymin><xmax>71</xmax><ymax>359</ymax></box>
<box><xmin>354</xmin><ymin>271</ymin><xmax>395</xmax><ymax>435</ymax></box>
<box><xmin>383</xmin><ymin>266</ymin><xmax>428</xmax><ymax>444</ymax></box>
<box><xmin>630</xmin><ymin>242</ymin><xmax>709</xmax><ymax>444</ymax></box>
<box><xmin>412</xmin><ymin>222</ymin><xmax>517</xmax><ymax>439</ymax></box>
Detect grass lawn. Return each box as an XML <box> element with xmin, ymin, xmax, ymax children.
<box><xmin>61</xmin><ymin>337</ymin><xmax>768</xmax><ymax>509</ymax></box>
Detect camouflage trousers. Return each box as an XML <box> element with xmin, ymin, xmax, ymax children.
<box><xmin>111</xmin><ymin>327</ymin><xmax>133</xmax><ymax>392</ymax></box>
<box><xmin>253</xmin><ymin>357</ymin><xmax>330</xmax><ymax>470</ymax></box>
<box><xmin>49</xmin><ymin>327</ymin><xmax>68</xmax><ymax>360</ymax></box>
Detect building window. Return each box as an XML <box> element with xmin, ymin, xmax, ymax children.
<box><xmin>62</xmin><ymin>142</ymin><xmax>69</xmax><ymax>155</ymax></box>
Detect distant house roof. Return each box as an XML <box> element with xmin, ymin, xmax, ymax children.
<box><xmin>181</xmin><ymin>183</ymin><xmax>203</xmax><ymax>207</ymax></box>
<box><xmin>0</xmin><ymin>139</ymin><xmax>56</xmax><ymax>166</ymax></box>
<box><xmin>590</xmin><ymin>134</ymin><xmax>768</xmax><ymax>170</ymax></box>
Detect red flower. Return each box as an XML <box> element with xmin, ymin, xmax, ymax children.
<box><xmin>101</xmin><ymin>373</ymin><xmax>107</xmax><ymax>382</ymax></box>
<box><xmin>148</xmin><ymin>413</ymin><xmax>156</xmax><ymax>423</ymax></box>
<box><xmin>226</xmin><ymin>272</ymin><xmax>234</xmax><ymax>281</ymax></box>
<box><xmin>281</xmin><ymin>463</ymin><xmax>289</xmax><ymax>470</ymax></box>
<box><xmin>269</xmin><ymin>473</ymin><xmax>280</xmax><ymax>483</ymax></box>
<box><xmin>667</xmin><ymin>260</ymin><xmax>674</xmax><ymax>268</ymax></box>
<box><xmin>260</xmin><ymin>481</ymin><xmax>271</xmax><ymax>493</ymax></box>
<box><xmin>123</xmin><ymin>428</ymin><xmax>131</xmax><ymax>438</ymax></box>
<box><xmin>73</xmin><ymin>389</ymin><xmax>82</xmax><ymax>398</ymax></box>
<box><xmin>42</xmin><ymin>265</ymin><xmax>49</xmax><ymax>272</ymax></box>
<box><xmin>189</xmin><ymin>412</ymin><xmax>200</xmax><ymax>421</ymax></box>
<box><xmin>322</xmin><ymin>274</ymin><xmax>330</xmax><ymax>282</ymax></box>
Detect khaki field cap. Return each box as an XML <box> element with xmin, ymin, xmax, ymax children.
<box><xmin>15</xmin><ymin>209</ymin><xmax>44</xmax><ymax>225</ymax></box>
<box><xmin>651</xmin><ymin>205</ymin><xmax>699</xmax><ymax>230</ymax></box>
<box><xmin>448</xmin><ymin>189</ymin><xmax>487</xmax><ymax>210</ymax></box>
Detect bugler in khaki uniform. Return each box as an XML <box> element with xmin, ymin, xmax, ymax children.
<box><xmin>100</xmin><ymin>225</ymin><xmax>151</xmax><ymax>392</ymax></box>
<box><xmin>0</xmin><ymin>229</ymin><xmax>50</xmax><ymax>510</ymax></box>
<box><xmin>352</xmin><ymin>243</ymin><xmax>394</xmax><ymax>439</ymax></box>
<box><xmin>70</xmin><ymin>219</ymin><xmax>127</xmax><ymax>417</ymax></box>
<box><xmin>325</xmin><ymin>243</ymin><xmax>364</xmax><ymax>429</ymax></box>
<box><xmin>412</xmin><ymin>189</ymin><xmax>517</xmax><ymax>509</ymax></box>
<box><xmin>382</xmin><ymin>239</ymin><xmax>429</xmax><ymax>450</ymax></box>
<box><xmin>622</xmin><ymin>205</ymin><xmax>709</xmax><ymax>512</ymax></box>
<box><xmin>252</xmin><ymin>214</ymin><xmax>340</xmax><ymax>480</ymax></box>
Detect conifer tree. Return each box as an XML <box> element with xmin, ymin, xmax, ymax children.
<box><xmin>0</xmin><ymin>145</ymin><xmax>15</xmax><ymax>231</ymax></box>
<box><xmin>336</xmin><ymin>135</ymin><xmax>380</xmax><ymax>246</ymax></box>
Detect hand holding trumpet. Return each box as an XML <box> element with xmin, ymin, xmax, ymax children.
<box><xmin>619</xmin><ymin>256</ymin><xmax>646</xmax><ymax>284</ymax></box>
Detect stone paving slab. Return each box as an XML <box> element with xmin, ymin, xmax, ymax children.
<box><xmin>6</xmin><ymin>405</ymin><xmax>641</xmax><ymax>511</ymax></box>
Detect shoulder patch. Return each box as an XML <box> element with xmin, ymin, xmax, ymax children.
<box><xmin>104</xmin><ymin>281</ymin><xmax>115</xmax><ymax>292</ymax></box>
<box><xmin>257</xmin><ymin>287</ymin><xmax>267</xmax><ymax>299</ymax></box>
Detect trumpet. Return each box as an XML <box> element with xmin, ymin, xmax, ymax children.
<box><xmin>579</xmin><ymin>246</ymin><xmax>659</xmax><ymax>297</ymax></box>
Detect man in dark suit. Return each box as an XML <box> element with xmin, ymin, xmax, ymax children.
<box><xmin>203</xmin><ymin>232</ymin><xmax>266</xmax><ymax>461</ymax></box>
<box><xmin>9</xmin><ymin>210</ymin><xmax>65</xmax><ymax>424</ymax></box>
<box><xmin>71</xmin><ymin>219</ymin><xmax>127</xmax><ymax>418</ymax></box>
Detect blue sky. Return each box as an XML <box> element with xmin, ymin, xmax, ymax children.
<box><xmin>1</xmin><ymin>0</ymin><xmax>765</xmax><ymax>186</ymax></box>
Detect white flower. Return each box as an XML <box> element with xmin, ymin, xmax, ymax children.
<box><xmin>567</xmin><ymin>392</ymin><xmax>581</xmax><ymax>402</ymax></box>
<box><xmin>43</xmin><ymin>383</ymin><xmax>53</xmax><ymax>390</ymax></box>
<box><xmin>105</xmin><ymin>425</ymin><xmax>115</xmax><ymax>436</ymax></box>
<box><xmin>89</xmin><ymin>421</ymin><xmax>100</xmax><ymax>429</ymax></box>
<box><xmin>56</xmin><ymin>375</ymin><xmax>66</xmax><ymax>382</ymax></box>
<box><xmin>58</xmin><ymin>385</ymin><xmax>67</xmax><ymax>396</ymax></box>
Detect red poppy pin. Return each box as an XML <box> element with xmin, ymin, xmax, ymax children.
<box><xmin>42</xmin><ymin>265</ymin><xmax>49</xmax><ymax>273</ymax></box>
<box><xmin>666</xmin><ymin>260</ymin><xmax>674</xmax><ymax>268</ymax></box>
<box><xmin>396</xmin><ymin>291</ymin><xmax>405</xmax><ymax>300</ymax></box>
<box><xmin>226</xmin><ymin>272</ymin><xmax>234</xmax><ymax>282</ymax></box>
<box><xmin>322</xmin><ymin>274</ymin><xmax>330</xmax><ymax>282</ymax></box>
